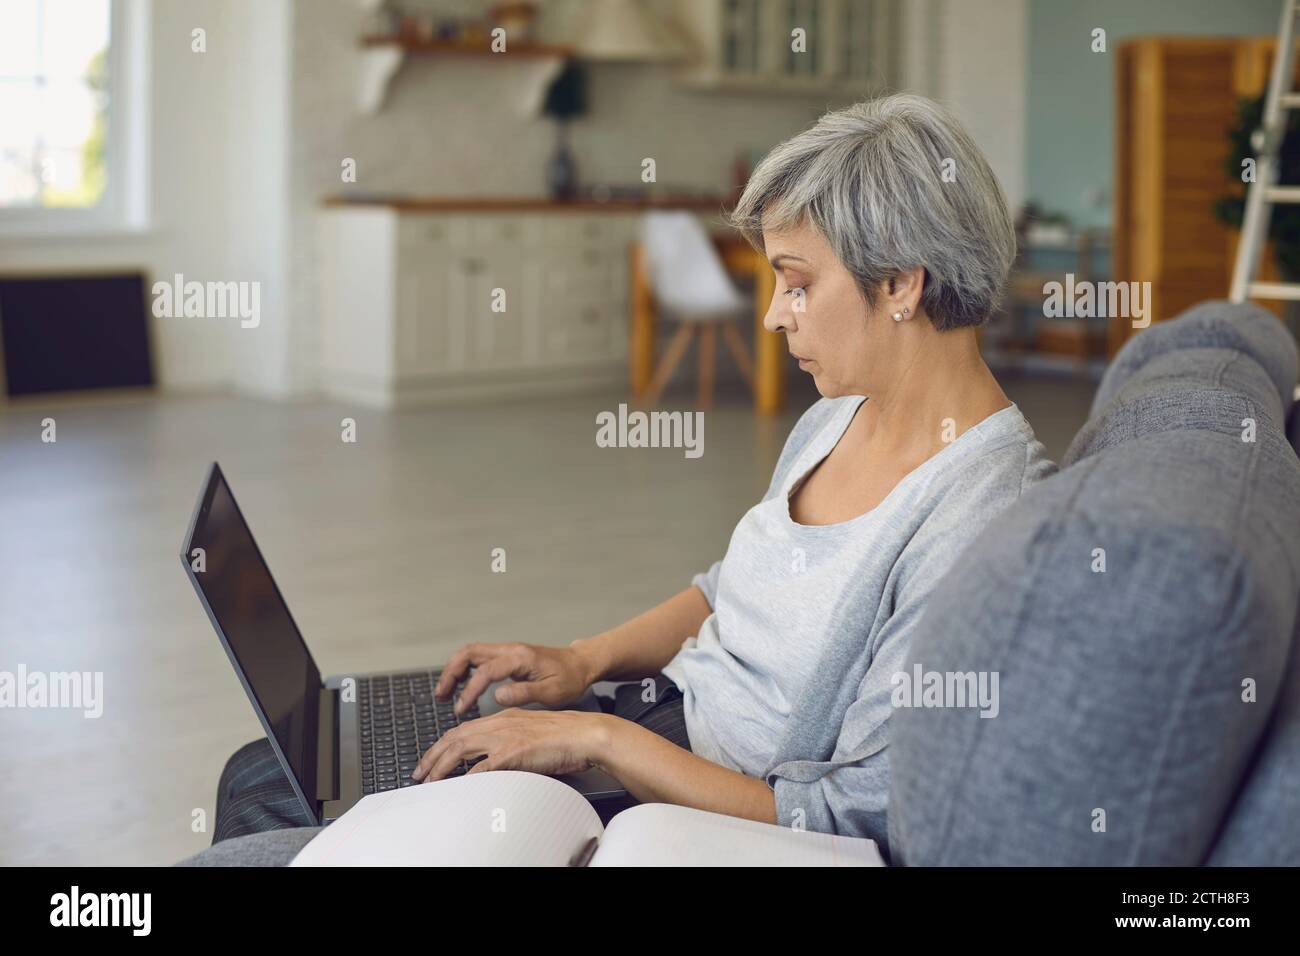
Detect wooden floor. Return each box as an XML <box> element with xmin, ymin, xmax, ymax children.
<box><xmin>0</xmin><ymin>375</ymin><xmax>1092</xmax><ymax>865</ymax></box>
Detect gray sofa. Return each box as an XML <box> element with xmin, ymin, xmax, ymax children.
<box><xmin>890</xmin><ymin>300</ymin><xmax>1300</xmax><ymax>866</ymax></box>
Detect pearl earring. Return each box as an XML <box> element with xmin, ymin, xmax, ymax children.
<box><xmin>892</xmin><ymin>307</ymin><xmax>909</xmax><ymax>322</ymax></box>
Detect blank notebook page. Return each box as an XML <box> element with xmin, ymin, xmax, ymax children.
<box><xmin>291</xmin><ymin>771</ymin><xmax>603</xmax><ymax>867</ymax></box>
<box><xmin>592</xmin><ymin>802</ymin><xmax>885</xmax><ymax>867</ymax></box>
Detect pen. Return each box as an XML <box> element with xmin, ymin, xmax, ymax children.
<box><xmin>568</xmin><ymin>836</ymin><xmax>599</xmax><ymax>868</ymax></box>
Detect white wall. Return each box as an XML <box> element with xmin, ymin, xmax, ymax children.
<box><xmin>901</xmin><ymin>0</ymin><xmax>1027</xmax><ymax>214</ymax></box>
<box><xmin>0</xmin><ymin>0</ymin><xmax>292</xmax><ymax>395</ymax></box>
<box><xmin>218</xmin><ymin>0</ymin><xmax>293</xmax><ymax>398</ymax></box>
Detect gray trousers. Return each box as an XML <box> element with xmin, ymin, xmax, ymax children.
<box><xmin>178</xmin><ymin>677</ymin><xmax>689</xmax><ymax>866</ymax></box>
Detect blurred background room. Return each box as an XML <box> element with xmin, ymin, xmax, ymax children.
<box><xmin>1</xmin><ymin>0</ymin><xmax>1298</xmax><ymax>864</ymax></box>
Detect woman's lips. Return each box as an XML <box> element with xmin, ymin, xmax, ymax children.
<box><xmin>792</xmin><ymin>354</ymin><xmax>813</xmax><ymax>369</ymax></box>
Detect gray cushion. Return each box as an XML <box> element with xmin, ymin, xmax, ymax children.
<box><xmin>889</xmin><ymin>301</ymin><xmax>1300</xmax><ymax>866</ymax></box>
<box><xmin>1207</xmin><ymin>607</ymin><xmax>1300</xmax><ymax>865</ymax></box>
<box><xmin>1087</xmin><ymin>299</ymin><xmax>1296</xmax><ymax>421</ymax></box>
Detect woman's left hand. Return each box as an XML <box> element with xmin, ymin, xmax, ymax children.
<box><xmin>411</xmin><ymin>708</ymin><xmax>612</xmax><ymax>783</ymax></box>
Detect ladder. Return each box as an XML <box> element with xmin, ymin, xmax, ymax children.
<box><xmin>1230</xmin><ymin>0</ymin><xmax>1300</xmax><ymax>303</ymax></box>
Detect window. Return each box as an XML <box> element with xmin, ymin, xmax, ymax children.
<box><xmin>0</xmin><ymin>0</ymin><xmax>145</xmax><ymax>233</ymax></box>
<box><xmin>839</xmin><ymin>0</ymin><xmax>876</xmax><ymax>83</ymax></box>
<box><xmin>722</xmin><ymin>0</ymin><xmax>762</xmax><ymax>75</ymax></box>
<box><xmin>782</xmin><ymin>0</ymin><xmax>820</xmax><ymax>78</ymax></box>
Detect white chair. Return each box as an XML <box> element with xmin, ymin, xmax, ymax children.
<box><xmin>635</xmin><ymin>211</ymin><xmax>754</xmax><ymax>408</ymax></box>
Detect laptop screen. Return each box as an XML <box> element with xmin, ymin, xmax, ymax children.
<box><xmin>184</xmin><ymin>465</ymin><xmax>321</xmax><ymax>808</ymax></box>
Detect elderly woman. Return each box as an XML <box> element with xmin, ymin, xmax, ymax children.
<box><xmin>184</xmin><ymin>92</ymin><xmax>1054</xmax><ymax>865</ymax></box>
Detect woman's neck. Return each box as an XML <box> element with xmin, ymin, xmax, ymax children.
<box><xmin>851</xmin><ymin>327</ymin><xmax>1010</xmax><ymax>461</ymax></box>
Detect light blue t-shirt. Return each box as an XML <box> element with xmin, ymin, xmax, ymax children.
<box><xmin>663</xmin><ymin>395</ymin><xmax>1054</xmax><ymax>779</ymax></box>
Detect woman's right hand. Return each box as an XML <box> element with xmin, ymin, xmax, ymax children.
<box><xmin>435</xmin><ymin>641</ymin><xmax>601</xmax><ymax>716</ymax></box>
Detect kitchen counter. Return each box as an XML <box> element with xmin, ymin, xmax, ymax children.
<box><xmin>318</xmin><ymin>196</ymin><xmax>784</xmax><ymax>414</ymax></box>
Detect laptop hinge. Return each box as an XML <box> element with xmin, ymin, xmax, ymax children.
<box><xmin>317</xmin><ymin>686</ymin><xmax>339</xmax><ymax>801</ymax></box>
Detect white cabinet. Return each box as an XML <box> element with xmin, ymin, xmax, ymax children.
<box><xmin>320</xmin><ymin>206</ymin><xmax>660</xmax><ymax>408</ymax></box>
<box><xmin>674</xmin><ymin>0</ymin><xmax>898</xmax><ymax>95</ymax></box>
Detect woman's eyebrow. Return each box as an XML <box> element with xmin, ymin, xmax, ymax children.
<box><xmin>769</xmin><ymin>254</ymin><xmax>811</xmax><ymax>269</ymax></box>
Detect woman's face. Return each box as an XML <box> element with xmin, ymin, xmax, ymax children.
<box><xmin>761</xmin><ymin>218</ymin><xmax>909</xmax><ymax>399</ymax></box>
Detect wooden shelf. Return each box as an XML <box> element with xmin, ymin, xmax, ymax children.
<box><xmin>360</xmin><ymin>35</ymin><xmax>574</xmax><ymax>58</ymax></box>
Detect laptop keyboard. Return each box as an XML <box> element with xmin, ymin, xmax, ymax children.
<box><xmin>358</xmin><ymin>670</ymin><xmax>482</xmax><ymax>794</ymax></box>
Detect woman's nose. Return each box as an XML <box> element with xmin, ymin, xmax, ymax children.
<box><xmin>763</xmin><ymin>295</ymin><xmax>792</xmax><ymax>334</ymax></box>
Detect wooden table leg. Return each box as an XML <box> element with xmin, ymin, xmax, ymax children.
<box><xmin>629</xmin><ymin>242</ymin><xmax>657</xmax><ymax>397</ymax></box>
<box><xmin>751</xmin><ymin>266</ymin><xmax>785</xmax><ymax>415</ymax></box>
<box><xmin>697</xmin><ymin>324</ymin><xmax>716</xmax><ymax>409</ymax></box>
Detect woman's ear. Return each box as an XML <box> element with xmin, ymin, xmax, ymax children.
<box><xmin>893</xmin><ymin>266</ymin><xmax>925</xmax><ymax>313</ymax></box>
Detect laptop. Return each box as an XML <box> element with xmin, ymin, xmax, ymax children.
<box><xmin>181</xmin><ymin>462</ymin><xmax>626</xmax><ymax>824</ymax></box>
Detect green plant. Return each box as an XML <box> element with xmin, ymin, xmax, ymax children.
<box><xmin>1214</xmin><ymin>93</ymin><xmax>1300</xmax><ymax>279</ymax></box>
<box><xmin>45</xmin><ymin>47</ymin><xmax>106</xmax><ymax>208</ymax></box>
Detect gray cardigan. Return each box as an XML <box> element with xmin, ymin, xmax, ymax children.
<box><xmin>684</xmin><ymin>397</ymin><xmax>1055</xmax><ymax>847</ymax></box>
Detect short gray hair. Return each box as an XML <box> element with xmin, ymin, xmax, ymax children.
<box><xmin>729</xmin><ymin>93</ymin><xmax>1016</xmax><ymax>331</ymax></box>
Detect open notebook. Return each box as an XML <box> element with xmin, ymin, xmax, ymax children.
<box><xmin>290</xmin><ymin>771</ymin><xmax>884</xmax><ymax>867</ymax></box>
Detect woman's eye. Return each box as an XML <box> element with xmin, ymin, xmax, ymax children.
<box><xmin>783</xmin><ymin>286</ymin><xmax>805</xmax><ymax>296</ymax></box>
